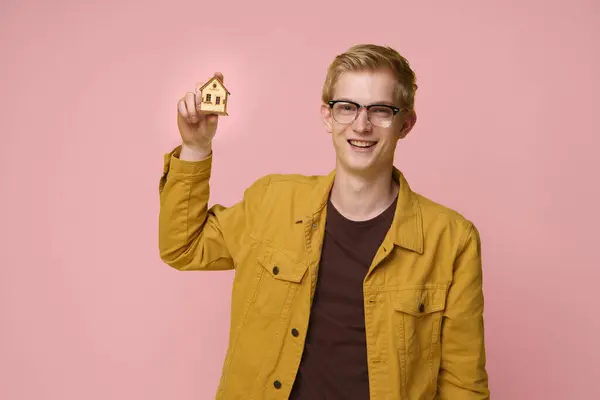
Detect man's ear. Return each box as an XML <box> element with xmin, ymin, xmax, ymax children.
<box><xmin>398</xmin><ymin>109</ymin><xmax>417</xmax><ymax>139</ymax></box>
<box><xmin>321</xmin><ymin>103</ymin><xmax>333</xmax><ymax>133</ymax></box>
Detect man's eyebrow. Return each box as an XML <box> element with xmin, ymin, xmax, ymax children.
<box><xmin>334</xmin><ymin>97</ymin><xmax>357</xmax><ymax>102</ymax></box>
<box><xmin>334</xmin><ymin>98</ymin><xmax>396</xmax><ymax>106</ymax></box>
<box><xmin>369</xmin><ymin>100</ymin><xmax>396</xmax><ymax>106</ymax></box>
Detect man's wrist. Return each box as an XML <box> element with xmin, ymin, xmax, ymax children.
<box><xmin>179</xmin><ymin>142</ymin><xmax>212</xmax><ymax>161</ymax></box>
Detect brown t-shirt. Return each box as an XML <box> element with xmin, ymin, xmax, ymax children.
<box><xmin>289</xmin><ymin>195</ymin><xmax>398</xmax><ymax>399</ymax></box>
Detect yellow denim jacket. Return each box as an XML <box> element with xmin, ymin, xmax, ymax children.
<box><xmin>158</xmin><ymin>146</ymin><xmax>490</xmax><ymax>399</ymax></box>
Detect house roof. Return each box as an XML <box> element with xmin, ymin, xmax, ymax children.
<box><xmin>197</xmin><ymin>76</ymin><xmax>231</xmax><ymax>95</ymax></box>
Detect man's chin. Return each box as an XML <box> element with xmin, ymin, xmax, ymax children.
<box><xmin>336</xmin><ymin>157</ymin><xmax>376</xmax><ymax>176</ymax></box>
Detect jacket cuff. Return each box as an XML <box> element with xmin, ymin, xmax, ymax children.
<box><xmin>163</xmin><ymin>145</ymin><xmax>212</xmax><ymax>178</ymax></box>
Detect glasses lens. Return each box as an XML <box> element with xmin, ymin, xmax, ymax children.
<box><xmin>332</xmin><ymin>102</ymin><xmax>358</xmax><ymax>124</ymax></box>
<box><xmin>368</xmin><ymin>106</ymin><xmax>394</xmax><ymax>127</ymax></box>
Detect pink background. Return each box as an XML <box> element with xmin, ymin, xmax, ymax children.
<box><xmin>1</xmin><ymin>0</ymin><xmax>599</xmax><ymax>399</ymax></box>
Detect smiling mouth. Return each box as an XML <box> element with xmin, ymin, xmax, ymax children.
<box><xmin>348</xmin><ymin>139</ymin><xmax>377</xmax><ymax>149</ymax></box>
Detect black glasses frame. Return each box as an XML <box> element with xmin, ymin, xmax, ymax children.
<box><xmin>327</xmin><ymin>100</ymin><xmax>408</xmax><ymax>126</ymax></box>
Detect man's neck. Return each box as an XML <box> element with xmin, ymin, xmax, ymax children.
<box><xmin>329</xmin><ymin>164</ymin><xmax>399</xmax><ymax>222</ymax></box>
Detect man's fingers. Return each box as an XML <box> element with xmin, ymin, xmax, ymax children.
<box><xmin>214</xmin><ymin>71</ymin><xmax>224</xmax><ymax>82</ymax></box>
<box><xmin>185</xmin><ymin>92</ymin><xmax>197</xmax><ymax>123</ymax></box>
<box><xmin>177</xmin><ymin>97</ymin><xmax>188</xmax><ymax>120</ymax></box>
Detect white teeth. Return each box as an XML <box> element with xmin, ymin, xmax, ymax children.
<box><xmin>349</xmin><ymin>140</ymin><xmax>376</xmax><ymax>148</ymax></box>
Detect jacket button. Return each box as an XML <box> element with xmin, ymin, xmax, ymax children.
<box><xmin>291</xmin><ymin>328</ymin><xmax>299</xmax><ymax>337</ymax></box>
<box><xmin>418</xmin><ymin>303</ymin><xmax>425</xmax><ymax>313</ymax></box>
<box><xmin>272</xmin><ymin>266</ymin><xmax>279</xmax><ymax>275</ymax></box>
<box><xmin>274</xmin><ymin>380</ymin><xmax>282</xmax><ymax>389</ymax></box>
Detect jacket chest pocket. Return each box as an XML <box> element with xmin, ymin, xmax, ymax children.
<box><xmin>393</xmin><ymin>285</ymin><xmax>448</xmax><ymax>364</ymax></box>
<box><xmin>251</xmin><ymin>244</ymin><xmax>308</xmax><ymax>318</ymax></box>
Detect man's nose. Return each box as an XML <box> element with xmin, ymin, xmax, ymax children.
<box><xmin>352</xmin><ymin>107</ymin><xmax>372</xmax><ymax>133</ymax></box>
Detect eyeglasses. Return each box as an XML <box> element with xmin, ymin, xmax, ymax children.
<box><xmin>327</xmin><ymin>100</ymin><xmax>408</xmax><ymax>128</ymax></box>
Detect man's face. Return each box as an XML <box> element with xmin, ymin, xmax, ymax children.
<box><xmin>321</xmin><ymin>68</ymin><xmax>416</xmax><ymax>176</ymax></box>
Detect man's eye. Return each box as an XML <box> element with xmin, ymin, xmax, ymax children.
<box><xmin>371</xmin><ymin>107</ymin><xmax>391</xmax><ymax>115</ymax></box>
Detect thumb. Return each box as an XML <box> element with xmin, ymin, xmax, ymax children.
<box><xmin>205</xmin><ymin>113</ymin><xmax>219</xmax><ymax>133</ymax></box>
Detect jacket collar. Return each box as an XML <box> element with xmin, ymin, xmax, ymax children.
<box><xmin>302</xmin><ymin>167</ymin><xmax>424</xmax><ymax>254</ymax></box>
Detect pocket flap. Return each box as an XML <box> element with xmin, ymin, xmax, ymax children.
<box><xmin>393</xmin><ymin>285</ymin><xmax>449</xmax><ymax>316</ymax></box>
<box><xmin>257</xmin><ymin>246</ymin><xmax>308</xmax><ymax>283</ymax></box>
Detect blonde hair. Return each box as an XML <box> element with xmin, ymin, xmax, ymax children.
<box><xmin>321</xmin><ymin>44</ymin><xmax>418</xmax><ymax>109</ymax></box>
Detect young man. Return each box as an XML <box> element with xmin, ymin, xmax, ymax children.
<box><xmin>158</xmin><ymin>44</ymin><xmax>490</xmax><ymax>399</ymax></box>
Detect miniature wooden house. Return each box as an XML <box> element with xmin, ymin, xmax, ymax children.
<box><xmin>196</xmin><ymin>76</ymin><xmax>230</xmax><ymax>116</ymax></box>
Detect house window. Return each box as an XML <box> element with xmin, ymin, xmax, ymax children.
<box><xmin>216</xmin><ymin>96</ymin><xmax>221</xmax><ymax>105</ymax></box>
<box><xmin>206</xmin><ymin>94</ymin><xmax>211</xmax><ymax>102</ymax></box>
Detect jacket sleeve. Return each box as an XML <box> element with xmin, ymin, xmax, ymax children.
<box><xmin>158</xmin><ymin>146</ymin><xmax>268</xmax><ymax>271</ymax></box>
<box><xmin>437</xmin><ymin>222</ymin><xmax>490</xmax><ymax>399</ymax></box>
